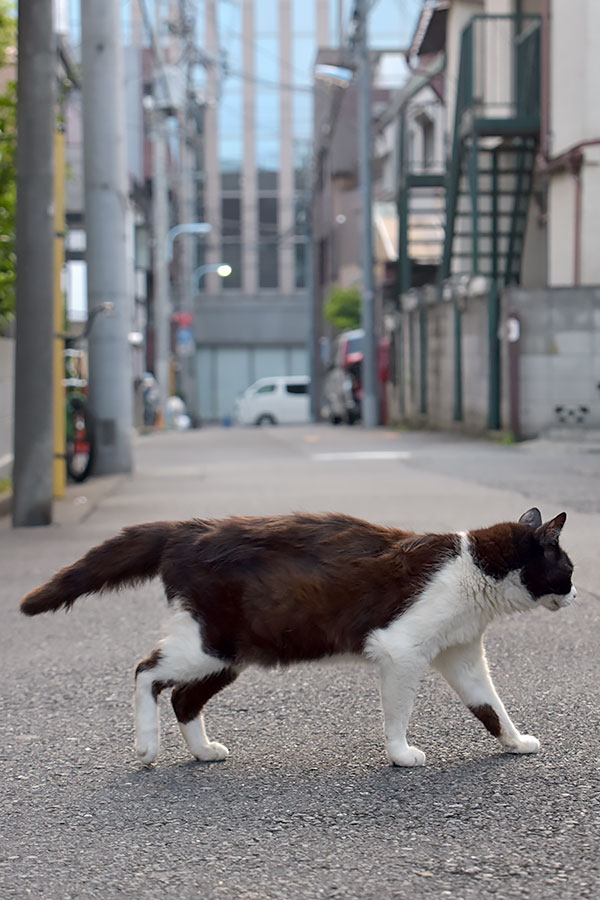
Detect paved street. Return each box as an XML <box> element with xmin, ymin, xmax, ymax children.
<box><xmin>1</xmin><ymin>424</ymin><xmax>599</xmax><ymax>899</ymax></box>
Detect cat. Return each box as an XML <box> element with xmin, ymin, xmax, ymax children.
<box><xmin>20</xmin><ymin>506</ymin><xmax>575</xmax><ymax>768</ymax></box>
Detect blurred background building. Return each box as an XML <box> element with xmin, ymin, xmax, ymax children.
<box><xmin>4</xmin><ymin>0</ymin><xmax>600</xmax><ymax>501</ymax></box>
<box><xmin>312</xmin><ymin>0</ymin><xmax>600</xmax><ymax>438</ymax></box>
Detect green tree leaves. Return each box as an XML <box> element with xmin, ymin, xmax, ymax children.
<box><xmin>324</xmin><ymin>285</ymin><xmax>361</xmax><ymax>332</ymax></box>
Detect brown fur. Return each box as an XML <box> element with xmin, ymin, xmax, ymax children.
<box><xmin>21</xmin><ymin>513</ymin><xmax>461</xmax><ymax>665</ymax></box>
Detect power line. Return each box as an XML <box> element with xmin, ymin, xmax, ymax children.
<box><xmin>136</xmin><ymin>0</ymin><xmax>176</xmax><ymax>110</ymax></box>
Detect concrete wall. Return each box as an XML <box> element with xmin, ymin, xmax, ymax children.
<box><xmin>194</xmin><ymin>294</ymin><xmax>307</xmax><ymax>345</ymax></box>
<box><xmin>390</xmin><ymin>287</ymin><xmax>600</xmax><ymax>439</ymax></box>
<box><xmin>0</xmin><ymin>337</ymin><xmax>14</xmax><ymax>477</ymax></box>
<box><xmin>505</xmin><ymin>287</ymin><xmax>600</xmax><ymax>437</ymax></box>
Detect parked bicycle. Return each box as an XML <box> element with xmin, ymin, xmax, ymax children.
<box><xmin>62</xmin><ymin>302</ymin><xmax>113</xmax><ymax>483</ymax></box>
<box><xmin>64</xmin><ymin>349</ymin><xmax>93</xmax><ymax>482</ymax></box>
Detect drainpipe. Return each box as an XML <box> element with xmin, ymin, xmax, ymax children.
<box><xmin>540</xmin><ymin>0</ymin><xmax>551</xmax><ymax>159</ymax></box>
<box><xmin>507</xmin><ymin>312</ymin><xmax>521</xmax><ymax>440</ymax></box>
<box><xmin>573</xmin><ymin>164</ymin><xmax>582</xmax><ymax>285</ymax></box>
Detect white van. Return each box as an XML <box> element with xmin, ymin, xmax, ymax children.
<box><xmin>233</xmin><ymin>375</ymin><xmax>310</xmax><ymax>426</ymax></box>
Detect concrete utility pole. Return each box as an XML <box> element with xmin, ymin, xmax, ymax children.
<box><xmin>152</xmin><ymin>108</ymin><xmax>171</xmax><ymax>416</ymax></box>
<box><xmin>81</xmin><ymin>0</ymin><xmax>133</xmax><ymax>474</ymax></box>
<box><xmin>177</xmin><ymin>119</ymin><xmax>198</xmax><ymax>418</ymax></box>
<box><xmin>355</xmin><ymin>0</ymin><xmax>378</xmax><ymax>428</ymax></box>
<box><xmin>13</xmin><ymin>0</ymin><xmax>56</xmax><ymax>526</ymax></box>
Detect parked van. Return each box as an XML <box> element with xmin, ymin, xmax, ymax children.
<box><xmin>233</xmin><ymin>375</ymin><xmax>310</xmax><ymax>426</ymax></box>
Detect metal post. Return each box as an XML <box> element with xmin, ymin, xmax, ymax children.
<box><xmin>53</xmin><ymin>124</ymin><xmax>67</xmax><ymax>499</ymax></box>
<box><xmin>356</xmin><ymin>0</ymin><xmax>378</xmax><ymax>427</ymax></box>
<box><xmin>152</xmin><ymin>110</ymin><xmax>170</xmax><ymax>418</ymax></box>
<box><xmin>453</xmin><ymin>299</ymin><xmax>463</xmax><ymax>421</ymax></box>
<box><xmin>81</xmin><ymin>0</ymin><xmax>133</xmax><ymax>473</ymax></box>
<box><xmin>488</xmin><ymin>151</ymin><xmax>501</xmax><ymax>430</ymax></box>
<box><xmin>177</xmin><ymin>117</ymin><xmax>198</xmax><ymax>421</ymax></box>
<box><xmin>13</xmin><ymin>0</ymin><xmax>56</xmax><ymax>526</ymax></box>
<box><xmin>304</xmin><ymin>192</ymin><xmax>317</xmax><ymax>421</ymax></box>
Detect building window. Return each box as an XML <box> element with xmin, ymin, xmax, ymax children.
<box><xmin>294</xmin><ymin>196</ymin><xmax>307</xmax><ymax>235</ymax></box>
<box><xmin>295</xmin><ymin>242</ymin><xmax>306</xmax><ymax>289</ymax></box>
<box><xmin>259</xmin><ymin>242</ymin><xmax>279</xmax><ymax>289</ymax></box>
<box><xmin>258</xmin><ymin>195</ymin><xmax>279</xmax><ymax>288</ymax></box>
<box><xmin>222</xmin><ymin>197</ymin><xmax>241</xmax><ymax>236</ymax></box>
<box><xmin>221</xmin><ymin>242</ymin><xmax>242</xmax><ymax>289</ymax></box>
<box><xmin>259</xmin><ymin>197</ymin><xmax>278</xmax><ymax>235</ymax></box>
<box><xmin>415</xmin><ymin>112</ymin><xmax>435</xmax><ymax>170</ymax></box>
<box><xmin>258</xmin><ymin>169</ymin><xmax>278</xmax><ymax>191</ymax></box>
<box><xmin>221</xmin><ymin>171</ymin><xmax>241</xmax><ymax>191</ymax></box>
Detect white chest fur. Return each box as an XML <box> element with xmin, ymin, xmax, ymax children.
<box><xmin>364</xmin><ymin>533</ymin><xmax>532</xmax><ymax>666</ymax></box>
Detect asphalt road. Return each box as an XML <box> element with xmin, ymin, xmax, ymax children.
<box><xmin>1</xmin><ymin>425</ymin><xmax>598</xmax><ymax>899</ymax></box>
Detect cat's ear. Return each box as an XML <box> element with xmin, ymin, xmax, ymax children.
<box><xmin>519</xmin><ymin>508</ymin><xmax>542</xmax><ymax>528</ymax></box>
<box><xmin>536</xmin><ymin>512</ymin><xmax>567</xmax><ymax>546</ymax></box>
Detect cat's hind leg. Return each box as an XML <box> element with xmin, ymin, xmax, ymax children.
<box><xmin>134</xmin><ymin>606</ymin><xmax>228</xmax><ymax>765</ymax></box>
<box><xmin>432</xmin><ymin>638</ymin><xmax>540</xmax><ymax>755</ymax></box>
<box><xmin>171</xmin><ymin>669</ymin><xmax>238</xmax><ymax>761</ymax></box>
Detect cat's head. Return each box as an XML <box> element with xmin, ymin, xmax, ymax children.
<box><xmin>518</xmin><ymin>508</ymin><xmax>576</xmax><ymax>612</ymax></box>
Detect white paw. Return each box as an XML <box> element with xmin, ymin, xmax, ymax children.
<box><xmin>191</xmin><ymin>740</ymin><xmax>229</xmax><ymax>762</ymax></box>
<box><xmin>387</xmin><ymin>743</ymin><xmax>426</xmax><ymax>767</ymax></box>
<box><xmin>505</xmin><ymin>734</ymin><xmax>540</xmax><ymax>755</ymax></box>
<box><xmin>136</xmin><ymin>734</ymin><xmax>159</xmax><ymax>765</ymax></box>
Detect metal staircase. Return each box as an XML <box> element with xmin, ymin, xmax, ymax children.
<box><xmin>441</xmin><ymin>14</ymin><xmax>542</xmax><ymax>427</ymax></box>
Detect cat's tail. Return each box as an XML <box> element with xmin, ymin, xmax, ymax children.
<box><xmin>20</xmin><ymin>521</ymin><xmax>177</xmax><ymax>616</ymax></box>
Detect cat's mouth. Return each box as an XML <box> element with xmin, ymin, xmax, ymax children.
<box><xmin>541</xmin><ymin>586</ymin><xmax>577</xmax><ymax>612</ymax></box>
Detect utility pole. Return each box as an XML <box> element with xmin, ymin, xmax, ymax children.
<box><xmin>355</xmin><ymin>0</ymin><xmax>378</xmax><ymax>428</ymax></box>
<box><xmin>152</xmin><ymin>107</ymin><xmax>171</xmax><ymax>417</ymax></box>
<box><xmin>81</xmin><ymin>0</ymin><xmax>133</xmax><ymax>473</ymax></box>
<box><xmin>13</xmin><ymin>0</ymin><xmax>56</xmax><ymax>526</ymax></box>
<box><xmin>177</xmin><ymin>125</ymin><xmax>199</xmax><ymax>421</ymax></box>
<box><xmin>176</xmin><ymin>2</ymin><xmax>199</xmax><ymax>421</ymax></box>
<box><xmin>303</xmin><ymin>165</ymin><xmax>318</xmax><ymax>422</ymax></box>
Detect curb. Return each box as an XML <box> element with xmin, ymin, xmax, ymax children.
<box><xmin>0</xmin><ymin>474</ymin><xmax>125</xmax><ymax>525</ymax></box>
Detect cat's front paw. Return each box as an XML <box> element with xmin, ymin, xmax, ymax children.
<box><xmin>135</xmin><ymin>734</ymin><xmax>159</xmax><ymax>766</ymax></box>
<box><xmin>387</xmin><ymin>743</ymin><xmax>426</xmax><ymax>767</ymax></box>
<box><xmin>191</xmin><ymin>740</ymin><xmax>229</xmax><ymax>762</ymax></box>
<box><xmin>505</xmin><ymin>734</ymin><xmax>540</xmax><ymax>755</ymax></box>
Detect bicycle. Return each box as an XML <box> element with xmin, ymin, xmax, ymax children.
<box><xmin>62</xmin><ymin>302</ymin><xmax>113</xmax><ymax>483</ymax></box>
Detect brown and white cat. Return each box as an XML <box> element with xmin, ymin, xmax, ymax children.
<box><xmin>20</xmin><ymin>507</ymin><xmax>575</xmax><ymax>767</ymax></box>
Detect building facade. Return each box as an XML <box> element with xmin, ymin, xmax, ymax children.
<box><xmin>191</xmin><ymin>0</ymin><xmax>422</xmax><ymax>423</ymax></box>
<box><xmin>389</xmin><ymin>0</ymin><xmax>600</xmax><ymax>438</ymax></box>
<box><xmin>192</xmin><ymin>0</ymin><xmax>333</xmax><ymax>422</ymax></box>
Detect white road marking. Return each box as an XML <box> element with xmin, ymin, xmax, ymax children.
<box><xmin>311</xmin><ymin>451</ymin><xmax>411</xmax><ymax>462</ymax></box>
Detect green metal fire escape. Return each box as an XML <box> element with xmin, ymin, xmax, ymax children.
<box><xmin>441</xmin><ymin>14</ymin><xmax>541</xmax><ymax>428</ymax></box>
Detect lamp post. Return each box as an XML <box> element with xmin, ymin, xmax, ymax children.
<box><xmin>167</xmin><ymin>222</ymin><xmax>212</xmax><ymax>262</ymax></box>
<box><xmin>192</xmin><ymin>263</ymin><xmax>232</xmax><ymax>291</ymax></box>
<box><xmin>153</xmin><ymin>221</ymin><xmax>212</xmax><ymax>418</ymax></box>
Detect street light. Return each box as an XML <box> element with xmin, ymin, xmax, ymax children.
<box><xmin>167</xmin><ymin>222</ymin><xmax>212</xmax><ymax>262</ymax></box>
<box><xmin>192</xmin><ymin>263</ymin><xmax>232</xmax><ymax>290</ymax></box>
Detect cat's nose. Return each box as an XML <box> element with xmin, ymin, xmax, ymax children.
<box><xmin>571</xmin><ymin>586</ymin><xmax>577</xmax><ymax>600</ymax></box>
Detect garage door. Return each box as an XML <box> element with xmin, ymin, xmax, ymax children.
<box><xmin>195</xmin><ymin>345</ymin><xmax>307</xmax><ymax>422</ymax></box>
